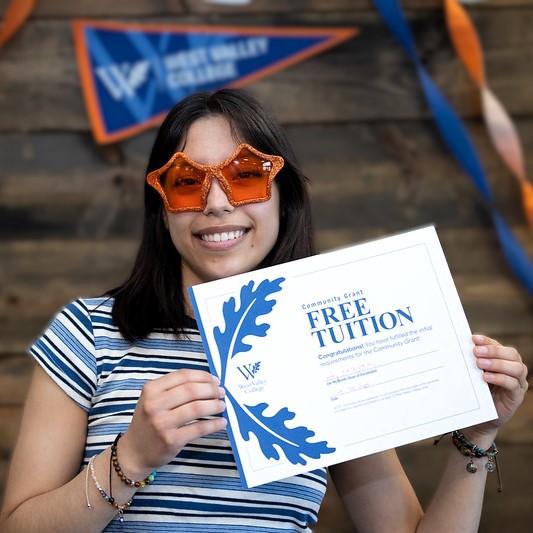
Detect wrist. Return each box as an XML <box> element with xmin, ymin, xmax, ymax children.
<box><xmin>449</xmin><ymin>429</ymin><xmax>502</xmax><ymax>490</ymax></box>
<box><xmin>458</xmin><ymin>426</ymin><xmax>498</xmax><ymax>450</ymax></box>
<box><xmin>112</xmin><ymin>432</ymin><xmax>157</xmax><ymax>484</ymax></box>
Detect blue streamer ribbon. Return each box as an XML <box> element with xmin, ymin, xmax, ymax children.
<box><xmin>374</xmin><ymin>0</ymin><xmax>533</xmax><ymax>297</ymax></box>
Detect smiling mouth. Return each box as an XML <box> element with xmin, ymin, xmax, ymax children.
<box><xmin>200</xmin><ymin>229</ymin><xmax>246</xmax><ymax>243</ymax></box>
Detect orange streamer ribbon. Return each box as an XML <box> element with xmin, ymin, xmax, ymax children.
<box><xmin>444</xmin><ymin>0</ymin><xmax>533</xmax><ymax>229</ymax></box>
<box><xmin>0</xmin><ymin>0</ymin><xmax>37</xmax><ymax>49</ymax></box>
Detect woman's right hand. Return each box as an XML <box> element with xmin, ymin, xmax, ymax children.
<box><xmin>117</xmin><ymin>369</ymin><xmax>226</xmax><ymax>478</ymax></box>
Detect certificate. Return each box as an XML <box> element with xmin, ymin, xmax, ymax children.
<box><xmin>188</xmin><ymin>226</ymin><xmax>497</xmax><ymax>488</ymax></box>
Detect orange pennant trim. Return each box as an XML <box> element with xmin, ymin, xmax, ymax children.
<box><xmin>0</xmin><ymin>0</ymin><xmax>37</xmax><ymax>48</ymax></box>
<box><xmin>445</xmin><ymin>0</ymin><xmax>533</xmax><ymax>231</ymax></box>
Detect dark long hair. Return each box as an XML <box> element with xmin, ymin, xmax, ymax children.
<box><xmin>109</xmin><ymin>88</ymin><xmax>316</xmax><ymax>340</ymax></box>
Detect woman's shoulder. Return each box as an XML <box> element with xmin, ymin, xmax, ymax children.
<box><xmin>56</xmin><ymin>297</ymin><xmax>201</xmax><ymax>345</ymax></box>
<box><xmin>75</xmin><ymin>295</ymin><xmax>115</xmax><ymax>310</ymax></box>
<box><xmin>48</xmin><ymin>296</ymin><xmax>116</xmax><ymax>337</ymax></box>
<box><xmin>60</xmin><ymin>296</ymin><xmax>115</xmax><ymax>318</ymax></box>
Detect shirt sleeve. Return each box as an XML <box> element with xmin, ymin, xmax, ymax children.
<box><xmin>29</xmin><ymin>299</ymin><xmax>98</xmax><ymax>412</ymax></box>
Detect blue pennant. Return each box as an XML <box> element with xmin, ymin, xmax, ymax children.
<box><xmin>73</xmin><ymin>20</ymin><xmax>357</xmax><ymax>143</ymax></box>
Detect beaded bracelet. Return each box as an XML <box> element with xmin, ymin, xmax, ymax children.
<box><xmin>452</xmin><ymin>430</ymin><xmax>498</xmax><ymax>472</ymax></box>
<box><xmin>85</xmin><ymin>461</ymin><xmax>92</xmax><ymax>510</ymax></box>
<box><xmin>434</xmin><ymin>430</ymin><xmax>502</xmax><ymax>492</ymax></box>
<box><xmin>111</xmin><ymin>433</ymin><xmax>157</xmax><ymax>488</ymax></box>
<box><xmin>89</xmin><ymin>456</ymin><xmax>133</xmax><ymax>522</ymax></box>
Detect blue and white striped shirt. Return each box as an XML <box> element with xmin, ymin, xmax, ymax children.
<box><xmin>31</xmin><ymin>297</ymin><xmax>327</xmax><ymax>531</ymax></box>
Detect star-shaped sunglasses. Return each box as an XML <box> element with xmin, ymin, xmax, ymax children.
<box><xmin>147</xmin><ymin>143</ymin><xmax>285</xmax><ymax>213</ymax></box>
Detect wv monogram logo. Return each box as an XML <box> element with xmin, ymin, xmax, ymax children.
<box><xmin>95</xmin><ymin>60</ymin><xmax>151</xmax><ymax>101</ymax></box>
<box><xmin>237</xmin><ymin>362</ymin><xmax>261</xmax><ymax>381</ymax></box>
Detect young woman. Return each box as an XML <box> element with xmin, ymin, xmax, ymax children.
<box><xmin>0</xmin><ymin>89</ymin><xmax>528</xmax><ymax>532</ymax></box>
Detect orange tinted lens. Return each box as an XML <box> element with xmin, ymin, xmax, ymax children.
<box><xmin>162</xmin><ymin>160</ymin><xmax>206</xmax><ymax>210</ymax></box>
<box><xmin>221</xmin><ymin>150</ymin><xmax>271</xmax><ymax>203</ymax></box>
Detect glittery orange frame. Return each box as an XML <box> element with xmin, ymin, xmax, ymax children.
<box><xmin>146</xmin><ymin>143</ymin><xmax>285</xmax><ymax>213</ymax></box>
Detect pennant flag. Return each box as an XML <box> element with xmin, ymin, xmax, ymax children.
<box><xmin>72</xmin><ymin>20</ymin><xmax>358</xmax><ymax>144</ymax></box>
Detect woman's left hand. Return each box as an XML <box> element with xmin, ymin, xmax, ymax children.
<box><xmin>472</xmin><ymin>334</ymin><xmax>529</xmax><ymax>434</ymax></box>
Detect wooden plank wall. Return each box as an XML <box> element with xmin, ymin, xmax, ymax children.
<box><xmin>1</xmin><ymin>0</ymin><xmax>532</xmax><ymax>531</ymax></box>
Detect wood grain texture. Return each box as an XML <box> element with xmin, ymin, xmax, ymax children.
<box><xmin>2</xmin><ymin>117</ymin><xmax>532</xmax><ymax>239</ymax></box>
<box><xmin>0</xmin><ymin>0</ymin><xmax>187</xmax><ymax>17</ymax></box>
<box><xmin>1</xmin><ymin>8</ymin><xmax>533</xmax><ymax>130</ymax></box>
<box><xmin>0</xmin><ymin>1</ymin><xmax>532</xmax><ymax>528</ymax></box>
<box><xmin>185</xmin><ymin>1</ymin><xmax>533</xmax><ymax>15</ymax></box>
<box><xmin>1</xmin><ymin>0</ymin><xmax>531</xmax><ymax>18</ymax></box>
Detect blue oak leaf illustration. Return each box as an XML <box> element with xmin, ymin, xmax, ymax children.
<box><xmin>214</xmin><ymin>277</ymin><xmax>284</xmax><ymax>381</ymax></box>
<box><xmin>227</xmin><ymin>390</ymin><xmax>336</xmax><ymax>465</ymax></box>
<box><xmin>212</xmin><ymin>277</ymin><xmax>336</xmax><ymax>466</ymax></box>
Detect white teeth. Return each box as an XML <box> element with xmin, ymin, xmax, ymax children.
<box><xmin>201</xmin><ymin>230</ymin><xmax>245</xmax><ymax>242</ymax></box>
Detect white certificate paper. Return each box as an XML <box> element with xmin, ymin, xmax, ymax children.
<box><xmin>188</xmin><ymin>226</ymin><xmax>497</xmax><ymax>488</ymax></box>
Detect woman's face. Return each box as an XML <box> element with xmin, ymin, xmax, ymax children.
<box><xmin>163</xmin><ymin>115</ymin><xmax>280</xmax><ymax>289</ymax></box>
